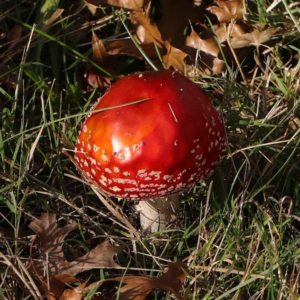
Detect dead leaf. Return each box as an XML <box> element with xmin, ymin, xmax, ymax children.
<box><xmin>59</xmin><ymin>281</ymin><xmax>87</xmax><ymax>300</ymax></box>
<box><xmin>186</xmin><ymin>27</ymin><xmax>221</xmax><ymax>57</ymax></box>
<box><xmin>215</xmin><ymin>22</ymin><xmax>249</xmax><ymax>43</ymax></box>
<box><xmin>207</xmin><ymin>0</ymin><xmax>245</xmax><ymax>23</ymax></box>
<box><xmin>131</xmin><ymin>10</ymin><xmax>164</xmax><ymax>46</ymax></box>
<box><xmin>230</xmin><ymin>27</ymin><xmax>280</xmax><ymax>49</ymax></box>
<box><xmin>155</xmin><ymin>0</ymin><xmax>209</xmax><ymax>49</ymax></box>
<box><xmin>29</xmin><ymin>213</ymin><xmax>77</xmax><ymax>262</ymax></box>
<box><xmin>84</xmin><ymin>0</ymin><xmax>151</xmax><ymax>14</ymax></box>
<box><xmin>28</xmin><ymin>213</ymin><xmax>125</xmax><ymax>298</ymax></box>
<box><xmin>45</xmin><ymin>274</ymin><xmax>79</xmax><ymax>300</ymax></box>
<box><xmin>106</xmin><ymin>262</ymin><xmax>188</xmax><ymax>300</ymax></box>
<box><xmin>106</xmin><ymin>11</ymin><xmax>189</xmax><ymax>72</ymax></box>
<box><xmin>185</xmin><ymin>26</ymin><xmax>226</xmax><ymax>75</ymax></box>
<box><xmin>58</xmin><ymin>240</ymin><xmax>126</xmax><ymax>276</ymax></box>
<box><xmin>92</xmin><ymin>32</ymin><xmax>109</xmax><ymax>61</ymax></box>
<box><xmin>89</xmin><ymin>32</ymin><xmax>119</xmax><ymax>88</ymax></box>
<box><xmin>107</xmin><ymin>39</ymin><xmax>160</xmax><ymax>59</ymax></box>
<box><xmin>163</xmin><ymin>42</ymin><xmax>189</xmax><ymax>72</ymax></box>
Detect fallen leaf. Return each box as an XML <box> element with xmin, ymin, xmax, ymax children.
<box><xmin>155</xmin><ymin>0</ymin><xmax>209</xmax><ymax>49</ymax></box>
<box><xmin>186</xmin><ymin>26</ymin><xmax>221</xmax><ymax>57</ymax></box>
<box><xmin>84</xmin><ymin>0</ymin><xmax>151</xmax><ymax>14</ymax></box>
<box><xmin>28</xmin><ymin>213</ymin><xmax>125</xmax><ymax>298</ymax></box>
<box><xmin>92</xmin><ymin>32</ymin><xmax>109</xmax><ymax>62</ymax></box>
<box><xmin>207</xmin><ymin>0</ymin><xmax>245</xmax><ymax>24</ymax></box>
<box><xmin>58</xmin><ymin>240</ymin><xmax>126</xmax><ymax>276</ymax></box>
<box><xmin>163</xmin><ymin>42</ymin><xmax>189</xmax><ymax>72</ymax></box>
<box><xmin>106</xmin><ymin>10</ymin><xmax>189</xmax><ymax>72</ymax></box>
<box><xmin>131</xmin><ymin>10</ymin><xmax>164</xmax><ymax>45</ymax></box>
<box><xmin>107</xmin><ymin>262</ymin><xmax>188</xmax><ymax>300</ymax></box>
<box><xmin>107</xmin><ymin>39</ymin><xmax>160</xmax><ymax>59</ymax></box>
<box><xmin>230</xmin><ymin>27</ymin><xmax>280</xmax><ymax>49</ymax></box>
<box><xmin>89</xmin><ymin>32</ymin><xmax>117</xmax><ymax>88</ymax></box>
<box><xmin>59</xmin><ymin>281</ymin><xmax>87</xmax><ymax>300</ymax></box>
<box><xmin>185</xmin><ymin>26</ymin><xmax>226</xmax><ymax>75</ymax></box>
<box><xmin>215</xmin><ymin>22</ymin><xmax>249</xmax><ymax>43</ymax></box>
<box><xmin>45</xmin><ymin>274</ymin><xmax>79</xmax><ymax>300</ymax></box>
<box><xmin>29</xmin><ymin>213</ymin><xmax>77</xmax><ymax>267</ymax></box>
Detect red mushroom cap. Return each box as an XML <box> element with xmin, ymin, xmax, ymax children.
<box><xmin>75</xmin><ymin>70</ymin><xmax>225</xmax><ymax>200</ymax></box>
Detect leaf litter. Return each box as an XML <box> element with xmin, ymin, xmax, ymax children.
<box><xmin>85</xmin><ymin>0</ymin><xmax>279</xmax><ymax>80</ymax></box>
<box><xmin>16</xmin><ymin>213</ymin><xmax>126</xmax><ymax>298</ymax></box>
<box><xmin>1</xmin><ymin>213</ymin><xmax>188</xmax><ymax>299</ymax></box>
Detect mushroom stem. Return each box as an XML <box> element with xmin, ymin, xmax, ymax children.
<box><xmin>135</xmin><ymin>194</ymin><xmax>180</xmax><ymax>232</ymax></box>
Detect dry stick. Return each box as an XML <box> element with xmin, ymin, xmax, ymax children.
<box><xmin>0</xmin><ymin>253</ymin><xmax>43</xmax><ymax>300</ymax></box>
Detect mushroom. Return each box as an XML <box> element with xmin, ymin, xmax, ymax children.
<box><xmin>75</xmin><ymin>70</ymin><xmax>225</xmax><ymax>232</ymax></box>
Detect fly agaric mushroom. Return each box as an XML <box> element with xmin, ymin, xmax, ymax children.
<box><xmin>75</xmin><ymin>70</ymin><xmax>225</xmax><ymax>232</ymax></box>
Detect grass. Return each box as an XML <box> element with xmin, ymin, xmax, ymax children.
<box><xmin>1</xmin><ymin>0</ymin><xmax>300</xmax><ymax>299</ymax></box>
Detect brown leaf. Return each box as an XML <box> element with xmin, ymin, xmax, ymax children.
<box><xmin>58</xmin><ymin>240</ymin><xmax>126</xmax><ymax>276</ymax></box>
<box><xmin>107</xmin><ymin>39</ymin><xmax>161</xmax><ymax>59</ymax></box>
<box><xmin>207</xmin><ymin>0</ymin><xmax>245</xmax><ymax>23</ymax></box>
<box><xmin>84</xmin><ymin>0</ymin><xmax>151</xmax><ymax>14</ymax></box>
<box><xmin>230</xmin><ymin>27</ymin><xmax>279</xmax><ymax>49</ymax></box>
<box><xmin>131</xmin><ymin>11</ymin><xmax>189</xmax><ymax>72</ymax></box>
<box><xmin>185</xmin><ymin>26</ymin><xmax>226</xmax><ymax>75</ymax></box>
<box><xmin>155</xmin><ymin>0</ymin><xmax>209</xmax><ymax>49</ymax></box>
<box><xmin>90</xmin><ymin>32</ymin><xmax>118</xmax><ymax>88</ymax></box>
<box><xmin>131</xmin><ymin>10</ymin><xmax>164</xmax><ymax>45</ymax></box>
<box><xmin>91</xmin><ymin>32</ymin><xmax>116</xmax><ymax>77</ymax></box>
<box><xmin>163</xmin><ymin>42</ymin><xmax>189</xmax><ymax>72</ymax></box>
<box><xmin>45</xmin><ymin>274</ymin><xmax>79</xmax><ymax>300</ymax></box>
<box><xmin>108</xmin><ymin>262</ymin><xmax>188</xmax><ymax>300</ymax></box>
<box><xmin>59</xmin><ymin>281</ymin><xmax>87</xmax><ymax>300</ymax></box>
<box><xmin>29</xmin><ymin>213</ymin><xmax>77</xmax><ymax>261</ymax></box>
<box><xmin>92</xmin><ymin>32</ymin><xmax>109</xmax><ymax>61</ymax></box>
<box><xmin>215</xmin><ymin>22</ymin><xmax>249</xmax><ymax>43</ymax></box>
<box><xmin>186</xmin><ymin>27</ymin><xmax>221</xmax><ymax>57</ymax></box>
<box><xmin>28</xmin><ymin>213</ymin><xmax>125</xmax><ymax>298</ymax></box>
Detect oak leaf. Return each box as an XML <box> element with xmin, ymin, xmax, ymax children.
<box><xmin>185</xmin><ymin>27</ymin><xmax>226</xmax><ymax>75</ymax></box>
<box><xmin>186</xmin><ymin>27</ymin><xmax>221</xmax><ymax>57</ymax></box>
<box><xmin>29</xmin><ymin>212</ymin><xmax>77</xmax><ymax>274</ymax></box>
<box><xmin>106</xmin><ymin>11</ymin><xmax>189</xmax><ymax>72</ymax></box>
<box><xmin>207</xmin><ymin>0</ymin><xmax>245</xmax><ymax>23</ymax></box>
<box><xmin>155</xmin><ymin>0</ymin><xmax>209</xmax><ymax>49</ymax></box>
<box><xmin>108</xmin><ymin>262</ymin><xmax>188</xmax><ymax>300</ymax></box>
<box><xmin>58</xmin><ymin>240</ymin><xmax>125</xmax><ymax>276</ymax></box>
<box><xmin>84</xmin><ymin>0</ymin><xmax>150</xmax><ymax>14</ymax></box>
<box><xmin>28</xmin><ymin>213</ymin><xmax>125</xmax><ymax>298</ymax></box>
<box><xmin>89</xmin><ymin>32</ymin><xmax>118</xmax><ymax>89</ymax></box>
<box><xmin>59</xmin><ymin>281</ymin><xmax>87</xmax><ymax>300</ymax></box>
<box><xmin>230</xmin><ymin>27</ymin><xmax>280</xmax><ymax>49</ymax></box>
<box><xmin>45</xmin><ymin>274</ymin><xmax>79</xmax><ymax>300</ymax></box>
